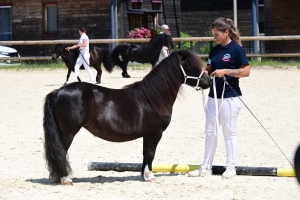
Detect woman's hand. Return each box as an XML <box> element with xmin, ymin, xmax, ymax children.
<box><xmin>65</xmin><ymin>44</ymin><xmax>79</xmax><ymax>51</ymax></box>
<box><xmin>211</xmin><ymin>69</ymin><xmax>226</xmax><ymax>77</ymax></box>
<box><xmin>211</xmin><ymin>65</ymin><xmax>250</xmax><ymax>78</ymax></box>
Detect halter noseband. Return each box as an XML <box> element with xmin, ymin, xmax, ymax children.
<box><xmin>180</xmin><ymin>64</ymin><xmax>204</xmax><ymax>91</ymax></box>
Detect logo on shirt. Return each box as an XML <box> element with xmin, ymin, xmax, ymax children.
<box><xmin>222</xmin><ymin>53</ymin><xmax>231</xmax><ymax>62</ymax></box>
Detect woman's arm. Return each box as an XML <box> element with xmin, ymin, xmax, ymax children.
<box><xmin>65</xmin><ymin>39</ymin><xmax>87</xmax><ymax>51</ymax></box>
<box><xmin>77</xmin><ymin>39</ymin><xmax>87</xmax><ymax>48</ymax></box>
<box><xmin>211</xmin><ymin>64</ymin><xmax>250</xmax><ymax>78</ymax></box>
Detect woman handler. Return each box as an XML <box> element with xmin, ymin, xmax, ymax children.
<box><xmin>188</xmin><ymin>17</ymin><xmax>250</xmax><ymax>179</ymax></box>
<box><xmin>65</xmin><ymin>27</ymin><xmax>94</xmax><ymax>84</ymax></box>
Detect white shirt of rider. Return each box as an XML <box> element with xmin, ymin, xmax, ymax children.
<box><xmin>78</xmin><ymin>33</ymin><xmax>89</xmax><ymax>57</ymax></box>
<box><xmin>158</xmin><ymin>46</ymin><xmax>169</xmax><ymax>63</ymax></box>
<box><xmin>155</xmin><ymin>46</ymin><xmax>169</xmax><ymax>66</ymax></box>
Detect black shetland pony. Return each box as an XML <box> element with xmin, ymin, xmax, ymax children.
<box><xmin>50</xmin><ymin>43</ymin><xmax>113</xmax><ymax>84</ymax></box>
<box><xmin>43</xmin><ymin>50</ymin><xmax>211</xmax><ymax>185</ymax></box>
<box><xmin>111</xmin><ymin>33</ymin><xmax>174</xmax><ymax>78</ymax></box>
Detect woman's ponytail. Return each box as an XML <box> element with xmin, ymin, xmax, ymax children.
<box><xmin>210</xmin><ymin>17</ymin><xmax>242</xmax><ymax>46</ymax></box>
<box><xmin>226</xmin><ymin>18</ymin><xmax>242</xmax><ymax>46</ymax></box>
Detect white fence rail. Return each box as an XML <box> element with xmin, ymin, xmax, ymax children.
<box><xmin>1</xmin><ymin>35</ymin><xmax>300</xmax><ymax>60</ymax></box>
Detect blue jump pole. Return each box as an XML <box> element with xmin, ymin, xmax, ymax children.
<box><xmin>252</xmin><ymin>0</ymin><xmax>259</xmax><ymax>54</ymax></box>
<box><xmin>110</xmin><ymin>0</ymin><xmax>115</xmax><ymax>50</ymax></box>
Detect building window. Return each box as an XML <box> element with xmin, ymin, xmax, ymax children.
<box><xmin>129</xmin><ymin>14</ymin><xmax>144</xmax><ymax>30</ymax></box>
<box><xmin>151</xmin><ymin>0</ymin><xmax>162</xmax><ymax>10</ymax></box>
<box><xmin>131</xmin><ymin>0</ymin><xmax>143</xmax><ymax>9</ymax></box>
<box><xmin>147</xmin><ymin>15</ymin><xmax>154</xmax><ymax>30</ymax></box>
<box><xmin>0</xmin><ymin>6</ymin><xmax>12</xmax><ymax>41</ymax></box>
<box><xmin>44</xmin><ymin>4</ymin><xmax>57</xmax><ymax>33</ymax></box>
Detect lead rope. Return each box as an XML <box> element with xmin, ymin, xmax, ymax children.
<box><xmin>212</xmin><ymin>75</ymin><xmax>226</xmax><ymax>135</ymax></box>
<box><xmin>78</xmin><ymin>49</ymin><xmax>91</xmax><ymax>67</ymax></box>
<box><xmin>222</xmin><ymin>76</ymin><xmax>294</xmax><ymax>169</ymax></box>
<box><xmin>212</xmin><ymin>76</ymin><xmax>220</xmax><ymax>136</ymax></box>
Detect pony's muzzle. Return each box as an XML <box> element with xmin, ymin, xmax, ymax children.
<box><xmin>51</xmin><ymin>54</ymin><xmax>57</xmax><ymax>60</ymax></box>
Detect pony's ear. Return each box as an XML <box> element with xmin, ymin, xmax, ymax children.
<box><xmin>181</xmin><ymin>50</ymin><xmax>190</xmax><ymax>61</ymax></box>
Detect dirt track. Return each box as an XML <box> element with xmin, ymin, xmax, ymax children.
<box><xmin>0</xmin><ymin>68</ymin><xmax>299</xmax><ymax>199</ymax></box>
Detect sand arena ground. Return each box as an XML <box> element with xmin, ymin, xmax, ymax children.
<box><xmin>0</xmin><ymin>67</ymin><xmax>299</xmax><ymax>199</ymax></box>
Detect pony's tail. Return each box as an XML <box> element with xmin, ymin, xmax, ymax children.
<box><xmin>111</xmin><ymin>45</ymin><xmax>123</xmax><ymax>67</ymax></box>
<box><xmin>101</xmin><ymin>48</ymin><xmax>113</xmax><ymax>72</ymax></box>
<box><xmin>43</xmin><ymin>89</ymin><xmax>72</xmax><ymax>182</ymax></box>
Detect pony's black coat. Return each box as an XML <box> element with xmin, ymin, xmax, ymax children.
<box><xmin>50</xmin><ymin>43</ymin><xmax>113</xmax><ymax>84</ymax></box>
<box><xmin>111</xmin><ymin>34</ymin><xmax>174</xmax><ymax>78</ymax></box>
<box><xmin>295</xmin><ymin>145</ymin><xmax>300</xmax><ymax>185</ymax></box>
<box><xmin>43</xmin><ymin>50</ymin><xmax>211</xmax><ymax>182</ymax></box>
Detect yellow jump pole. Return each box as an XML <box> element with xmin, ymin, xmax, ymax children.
<box><xmin>152</xmin><ymin>164</ymin><xmax>200</xmax><ymax>173</ymax></box>
<box><xmin>277</xmin><ymin>168</ymin><xmax>295</xmax><ymax>177</ymax></box>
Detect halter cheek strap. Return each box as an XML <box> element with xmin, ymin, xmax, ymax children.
<box><xmin>180</xmin><ymin>64</ymin><xmax>204</xmax><ymax>91</ymax></box>
<box><xmin>180</xmin><ymin>64</ymin><xmax>207</xmax><ymax>110</ymax></box>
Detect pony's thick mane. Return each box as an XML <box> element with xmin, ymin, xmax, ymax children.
<box><xmin>147</xmin><ymin>34</ymin><xmax>172</xmax><ymax>48</ymax></box>
<box><xmin>124</xmin><ymin>50</ymin><xmax>203</xmax><ymax>115</ymax></box>
<box><xmin>54</xmin><ymin>44</ymin><xmax>78</xmax><ymax>58</ymax></box>
<box><xmin>137</xmin><ymin>34</ymin><xmax>173</xmax><ymax>61</ymax></box>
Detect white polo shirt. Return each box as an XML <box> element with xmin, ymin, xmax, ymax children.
<box><xmin>78</xmin><ymin>33</ymin><xmax>89</xmax><ymax>56</ymax></box>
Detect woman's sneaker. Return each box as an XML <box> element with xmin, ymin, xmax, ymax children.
<box><xmin>222</xmin><ymin>167</ymin><xmax>236</xmax><ymax>179</ymax></box>
<box><xmin>188</xmin><ymin>167</ymin><xmax>212</xmax><ymax>177</ymax></box>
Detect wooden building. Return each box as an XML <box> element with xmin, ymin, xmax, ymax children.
<box><xmin>0</xmin><ymin>0</ymin><xmax>112</xmax><ymax>56</ymax></box>
<box><xmin>0</xmin><ymin>0</ymin><xmax>300</xmax><ymax>57</ymax></box>
<box><xmin>264</xmin><ymin>0</ymin><xmax>300</xmax><ymax>55</ymax></box>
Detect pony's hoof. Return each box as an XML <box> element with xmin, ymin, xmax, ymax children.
<box><xmin>63</xmin><ymin>181</ymin><xmax>73</xmax><ymax>185</ymax></box>
<box><xmin>61</xmin><ymin>176</ymin><xmax>73</xmax><ymax>185</ymax></box>
<box><xmin>122</xmin><ymin>73</ymin><xmax>131</xmax><ymax>78</ymax></box>
<box><xmin>148</xmin><ymin>178</ymin><xmax>156</xmax><ymax>183</ymax></box>
<box><xmin>143</xmin><ymin>165</ymin><xmax>156</xmax><ymax>182</ymax></box>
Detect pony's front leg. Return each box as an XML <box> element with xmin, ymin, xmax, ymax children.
<box><xmin>143</xmin><ymin>165</ymin><xmax>155</xmax><ymax>182</ymax></box>
<box><xmin>65</xmin><ymin>69</ymin><xmax>72</xmax><ymax>84</ymax></box>
<box><xmin>142</xmin><ymin>133</ymin><xmax>163</xmax><ymax>182</ymax></box>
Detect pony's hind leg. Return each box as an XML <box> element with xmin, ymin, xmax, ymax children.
<box><xmin>54</xmin><ymin>130</ymin><xmax>78</xmax><ymax>185</ymax></box>
<box><xmin>95</xmin><ymin>66</ymin><xmax>102</xmax><ymax>84</ymax></box>
<box><xmin>120</xmin><ymin>62</ymin><xmax>131</xmax><ymax>78</ymax></box>
<box><xmin>44</xmin><ymin>90</ymin><xmax>83</xmax><ymax>185</ymax></box>
<box><xmin>141</xmin><ymin>133</ymin><xmax>163</xmax><ymax>182</ymax></box>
